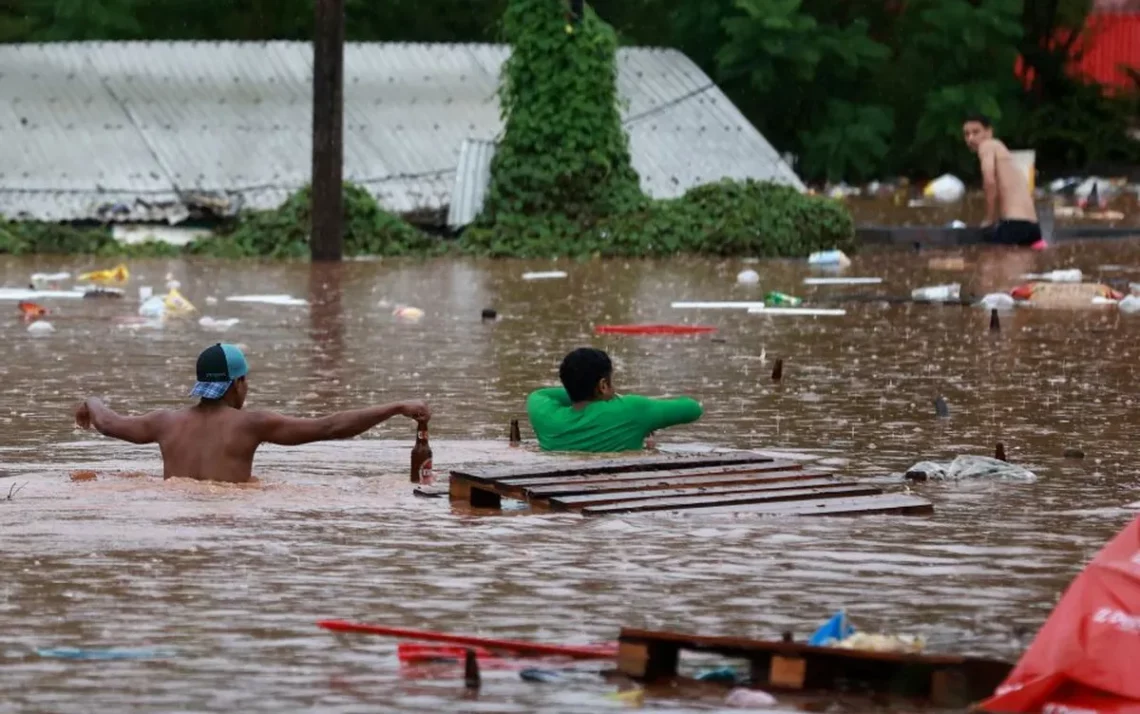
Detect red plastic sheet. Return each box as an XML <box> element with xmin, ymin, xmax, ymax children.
<box><xmin>980</xmin><ymin>516</ymin><xmax>1140</xmax><ymax>714</ymax></box>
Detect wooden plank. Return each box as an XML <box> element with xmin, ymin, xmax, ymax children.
<box><xmin>449</xmin><ymin>476</ymin><xmax>473</xmax><ymax>502</ymax></box>
<box><xmin>616</xmin><ymin>640</ymin><xmax>679</xmax><ymax>679</ymax></box>
<box><xmin>658</xmin><ymin>494</ymin><xmax>935</xmax><ymax>517</ymax></box>
<box><xmin>619</xmin><ymin>628</ymin><xmax>977</xmax><ymax>667</ymax></box>
<box><xmin>498</xmin><ymin>461</ymin><xmax>801</xmax><ymax>486</ymax></box>
<box><xmin>449</xmin><ymin>453</ymin><xmax>774</xmax><ymax>484</ymax></box>
<box><xmin>524</xmin><ymin>469</ymin><xmax>830</xmax><ymax>498</ymax></box>
<box><xmin>581</xmin><ymin>485</ymin><xmax>882</xmax><ymax>515</ymax></box>
<box><xmin>619</xmin><ymin>627</ymin><xmax>1011</xmax><ymax>703</ymax></box>
<box><xmin>547</xmin><ymin>476</ymin><xmax>845</xmax><ymax>509</ymax></box>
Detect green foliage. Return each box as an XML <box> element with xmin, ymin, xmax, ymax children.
<box><xmin>799</xmin><ymin>101</ymin><xmax>894</xmax><ymax>184</ymax></box>
<box><xmin>479</xmin><ymin>0</ymin><xmax>645</xmax><ymax>229</ymax></box>
<box><xmin>464</xmin><ymin>0</ymin><xmax>852</xmax><ymax>259</ymax></box>
<box><xmin>0</xmin><ymin>221</ymin><xmax>180</xmax><ymax>257</ymax></box>
<box><xmin>0</xmin><ymin>184</ymin><xmax>440</xmax><ymax>259</ymax></box>
<box><xmin>193</xmin><ymin>183</ymin><xmax>442</xmax><ymax>259</ymax></box>
<box><xmin>464</xmin><ymin>179</ymin><xmax>853</xmax><ymax>259</ymax></box>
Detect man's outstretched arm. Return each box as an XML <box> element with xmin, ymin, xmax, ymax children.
<box><xmin>75</xmin><ymin>398</ymin><xmax>167</xmax><ymax>444</ymax></box>
<box><xmin>251</xmin><ymin>401</ymin><xmax>431</xmax><ymax>446</ymax></box>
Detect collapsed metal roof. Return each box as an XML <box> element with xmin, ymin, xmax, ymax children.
<box><xmin>0</xmin><ymin>41</ymin><xmax>804</xmax><ymax>225</ymax></box>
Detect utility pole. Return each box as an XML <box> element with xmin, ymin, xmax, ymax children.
<box><xmin>310</xmin><ymin>0</ymin><xmax>345</xmax><ymax>261</ymax></box>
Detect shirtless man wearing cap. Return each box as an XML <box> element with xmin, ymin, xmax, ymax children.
<box><xmin>73</xmin><ymin>343</ymin><xmax>431</xmax><ymax>483</ymax></box>
<box><xmin>962</xmin><ymin>113</ymin><xmax>1044</xmax><ymax>248</ymax></box>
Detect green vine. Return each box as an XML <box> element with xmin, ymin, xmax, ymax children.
<box><xmin>463</xmin><ymin>0</ymin><xmax>854</xmax><ymax>259</ymax></box>
<box><xmin>476</xmin><ymin>0</ymin><xmax>645</xmax><ymax>227</ymax></box>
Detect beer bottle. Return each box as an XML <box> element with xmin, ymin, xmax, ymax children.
<box><xmin>410</xmin><ymin>422</ymin><xmax>433</xmax><ymax>484</ymax></box>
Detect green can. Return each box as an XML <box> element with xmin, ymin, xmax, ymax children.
<box><xmin>765</xmin><ymin>291</ymin><xmax>803</xmax><ymax>306</ymax></box>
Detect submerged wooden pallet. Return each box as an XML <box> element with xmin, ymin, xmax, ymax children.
<box><xmin>617</xmin><ymin>627</ymin><xmax>1012</xmax><ymax>708</ymax></box>
<box><xmin>448</xmin><ymin>453</ymin><xmax>933</xmax><ymax>517</ymax></box>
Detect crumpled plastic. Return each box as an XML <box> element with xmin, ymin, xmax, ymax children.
<box><xmin>834</xmin><ymin>632</ymin><xmax>925</xmax><ymax>654</ymax></box>
<box><xmin>905</xmin><ymin>455</ymin><xmax>1037</xmax><ymax>483</ymax></box>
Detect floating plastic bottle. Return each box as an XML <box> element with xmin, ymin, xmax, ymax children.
<box><xmin>911</xmin><ymin>283</ymin><xmax>961</xmax><ymax>302</ymax></box>
<box><xmin>1022</xmin><ymin>269</ymin><xmax>1083</xmax><ymax>283</ymax></box>
<box><xmin>764</xmin><ymin>291</ymin><xmax>802</xmax><ymax>306</ymax></box>
<box><xmin>1119</xmin><ymin>295</ymin><xmax>1140</xmax><ymax>314</ymax></box>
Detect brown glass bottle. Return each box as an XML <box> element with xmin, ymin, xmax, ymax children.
<box><xmin>410</xmin><ymin>423</ymin><xmax>433</xmax><ymax>484</ymax></box>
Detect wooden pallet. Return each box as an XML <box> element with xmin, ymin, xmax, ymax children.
<box><xmin>617</xmin><ymin>627</ymin><xmax>1012</xmax><ymax>708</ymax></box>
<box><xmin>448</xmin><ymin>453</ymin><xmax>933</xmax><ymax>517</ymax></box>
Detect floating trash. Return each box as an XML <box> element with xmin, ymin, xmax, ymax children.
<box><xmin>736</xmin><ymin>269</ymin><xmax>760</xmax><ymax>285</ymax></box>
<box><xmin>911</xmin><ymin>283</ymin><xmax>961</xmax><ymax>302</ymax></box>
<box><xmin>30</xmin><ymin>271</ymin><xmax>71</xmax><ymax>285</ymax></box>
<box><xmin>807</xmin><ymin>249</ymin><xmax>851</xmax><ymax>267</ymax></box>
<box><xmin>978</xmin><ymin>293</ymin><xmax>1017</xmax><ymax>310</ymax></box>
<box><xmin>1023</xmin><ymin>269</ymin><xmax>1083</xmax><ymax>283</ymax></box>
<box><xmin>803</xmin><ymin>277</ymin><xmax>883</xmax><ymax>286</ymax></box>
<box><xmin>671</xmin><ymin>301</ymin><xmax>767</xmax><ymax>310</ymax></box>
<box><xmin>0</xmin><ymin>288</ymin><xmax>85</xmax><ymax>300</ymax></box>
<box><xmin>393</xmin><ymin>306</ymin><xmax>424</xmax><ymax>323</ymax></box>
<box><xmin>725</xmin><ymin>687</ymin><xmax>778</xmax><ymax>708</ymax></box>
<box><xmin>522</xmin><ymin>271</ymin><xmax>568</xmax><ymax>280</ymax></box>
<box><xmin>77</xmin><ymin>263</ymin><xmax>129</xmax><ymax>285</ymax></box>
<box><xmin>27</xmin><ymin>321</ymin><xmax>55</xmax><ymax>335</ymax></box>
<box><xmin>225</xmin><ymin>294</ymin><xmax>308</xmax><ymax>306</ymax></box>
<box><xmin>748</xmin><ymin>307</ymin><xmax>846</xmax><ymax>316</ymax></box>
<box><xmin>198</xmin><ymin>317</ymin><xmax>240</xmax><ymax>331</ymax></box>
<box><xmin>923</xmin><ymin>174</ymin><xmax>965</xmax><ymax>203</ymax></box>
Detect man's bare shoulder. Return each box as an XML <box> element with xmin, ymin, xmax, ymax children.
<box><xmin>978</xmin><ymin>137</ymin><xmax>1010</xmax><ymax>156</ymax></box>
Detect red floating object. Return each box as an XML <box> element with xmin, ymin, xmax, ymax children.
<box><xmin>978</xmin><ymin>515</ymin><xmax>1140</xmax><ymax>713</ymax></box>
<box><xmin>317</xmin><ymin>620</ymin><xmax>617</xmax><ymax>660</ymax></box>
<box><xmin>594</xmin><ymin>324</ymin><xmax>717</xmax><ymax>336</ymax></box>
<box><xmin>397</xmin><ymin>643</ymin><xmax>502</xmax><ymax>663</ymax></box>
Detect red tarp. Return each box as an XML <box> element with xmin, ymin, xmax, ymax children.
<box><xmin>980</xmin><ymin>516</ymin><xmax>1140</xmax><ymax>714</ymax></box>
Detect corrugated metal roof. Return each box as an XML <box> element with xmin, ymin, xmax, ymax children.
<box><xmin>447</xmin><ymin>139</ymin><xmax>497</xmax><ymax>230</ymax></box>
<box><xmin>0</xmin><ymin>41</ymin><xmax>802</xmax><ymax>224</ymax></box>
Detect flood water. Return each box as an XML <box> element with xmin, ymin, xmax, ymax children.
<box><xmin>3</xmin><ymin>241</ymin><xmax>1140</xmax><ymax>713</ymax></box>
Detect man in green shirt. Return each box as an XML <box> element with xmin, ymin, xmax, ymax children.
<box><xmin>526</xmin><ymin>347</ymin><xmax>704</xmax><ymax>452</ymax></box>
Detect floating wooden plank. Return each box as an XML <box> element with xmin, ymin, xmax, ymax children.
<box><xmin>449</xmin><ymin>452</ymin><xmax>933</xmax><ymax>518</ymax></box>
<box><xmin>519</xmin><ymin>466</ymin><xmax>822</xmax><ymax>495</ymax></box>
<box><xmin>450</xmin><ymin>453</ymin><xmax>774</xmax><ymax>484</ymax></box>
<box><xmin>498</xmin><ymin>460</ymin><xmax>802</xmax><ymax>486</ymax></box>
<box><xmin>457</xmin><ymin>466</ymin><xmax>828</xmax><ymax>504</ymax></box>
<box><xmin>661</xmin><ymin>493</ymin><xmax>936</xmax><ymax>517</ymax></box>
<box><xmin>544</xmin><ymin>474</ymin><xmax>837</xmax><ymax>507</ymax></box>
<box><xmin>617</xmin><ymin>627</ymin><xmax>1011</xmax><ymax>708</ymax></box>
<box><xmin>580</xmin><ymin>485</ymin><xmax>881</xmax><ymax>515</ymax></box>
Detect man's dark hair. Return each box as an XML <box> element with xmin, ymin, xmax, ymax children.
<box><xmin>963</xmin><ymin>112</ymin><xmax>992</xmax><ymax>128</ymax></box>
<box><xmin>559</xmin><ymin>348</ymin><xmax>612</xmax><ymax>402</ymax></box>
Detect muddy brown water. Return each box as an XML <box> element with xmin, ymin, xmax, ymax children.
<box><xmin>3</xmin><ymin>242</ymin><xmax>1140</xmax><ymax>713</ymax></box>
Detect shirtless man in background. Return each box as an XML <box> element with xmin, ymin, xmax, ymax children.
<box><xmin>74</xmin><ymin>342</ymin><xmax>431</xmax><ymax>483</ymax></box>
<box><xmin>962</xmin><ymin>113</ymin><xmax>1043</xmax><ymax>248</ymax></box>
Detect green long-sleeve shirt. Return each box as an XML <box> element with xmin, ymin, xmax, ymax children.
<box><xmin>526</xmin><ymin>387</ymin><xmax>704</xmax><ymax>453</ymax></box>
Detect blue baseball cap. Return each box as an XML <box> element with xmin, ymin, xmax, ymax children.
<box><xmin>190</xmin><ymin>343</ymin><xmax>249</xmax><ymax>400</ymax></box>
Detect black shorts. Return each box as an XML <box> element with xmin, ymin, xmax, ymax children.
<box><xmin>983</xmin><ymin>220</ymin><xmax>1042</xmax><ymax>247</ymax></box>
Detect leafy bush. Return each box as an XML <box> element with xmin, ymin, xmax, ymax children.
<box><xmin>464</xmin><ymin>179</ymin><xmax>853</xmax><ymax>258</ymax></box>
<box><xmin>194</xmin><ymin>183</ymin><xmax>440</xmax><ymax>258</ymax></box>
<box><xmin>0</xmin><ymin>183</ymin><xmax>440</xmax><ymax>259</ymax></box>
<box><xmin>0</xmin><ymin>221</ymin><xmax>180</xmax><ymax>257</ymax></box>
